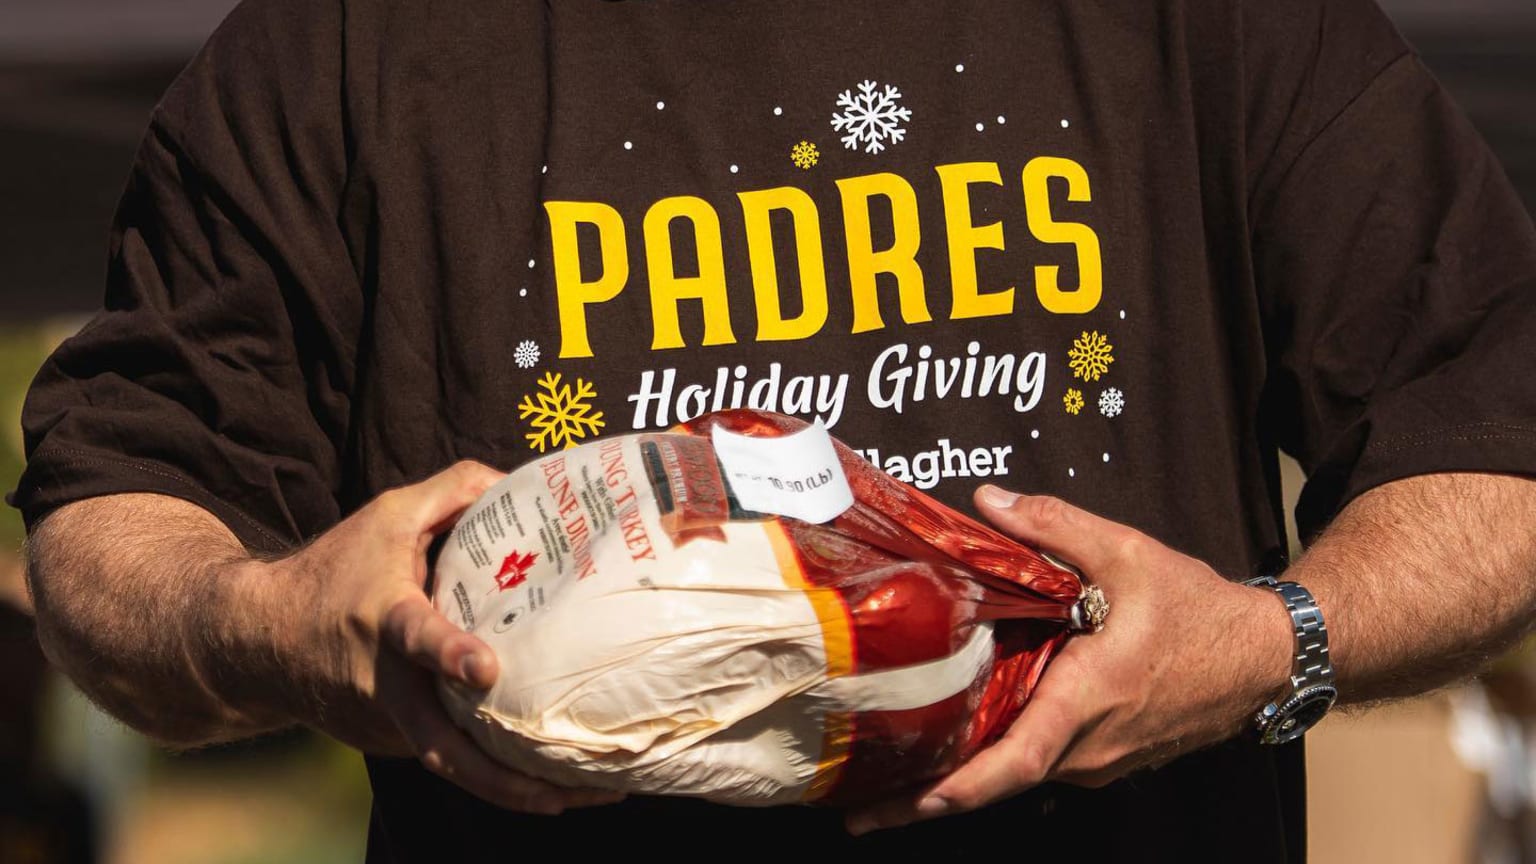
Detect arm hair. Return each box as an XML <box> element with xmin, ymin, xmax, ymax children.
<box><xmin>1296</xmin><ymin>472</ymin><xmax>1536</xmax><ymax>705</ymax></box>
<box><xmin>25</xmin><ymin>493</ymin><xmax>297</xmax><ymax>746</ymax></box>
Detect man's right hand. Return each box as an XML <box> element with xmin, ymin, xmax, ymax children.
<box><xmin>239</xmin><ymin>460</ymin><xmax>623</xmax><ymax>814</ymax></box>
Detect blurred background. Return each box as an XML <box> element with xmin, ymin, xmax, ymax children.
<box><xmin>1</xmin><ymin>1</ymin><xmax>1533</xmax><ymax>862</ymax></box>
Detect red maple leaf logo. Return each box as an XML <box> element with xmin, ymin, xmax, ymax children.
<box><xmin>494</xmin><ymin>550</ymin><xmax>538</xmax><ymax>592</ymax></box>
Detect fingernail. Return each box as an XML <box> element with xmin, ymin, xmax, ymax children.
<box><xmin>917</xmin><ymin>796</ymin><xmax>950</xmax><ymax>816</ymax></box>
<box><xmin>846</xmin><ymin>815</ymin><xmax>876</xmax><ymax>837</ymax></box>
<box><xmin>980</xmin><ymin>485</ymin><xmax>1019</xmax><ymax>508</ymax></box>
<box><xmin>459</xmin><ymin>653</ymin><xmax>483</xmax><ymax>685</ymax></box>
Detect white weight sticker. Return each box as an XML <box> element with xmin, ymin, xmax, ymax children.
<box><xmin>710</xmin><ymin>421</ymin><xmax>854</xmax><ymax>524</ymax></box>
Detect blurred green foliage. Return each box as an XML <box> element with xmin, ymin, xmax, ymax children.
<box><xmin>0</xmin><ymin>326</ymin><xmax>52</xmax><ymax>556</ymax></box>
<box><xmin>154</xmin><ymin>733</ymin><xmax>372</xmax><ymax>864</ymax></box>
<box><xmin>3</xmin><ymin>324</ymin><xmax>375</xmax><ymax>864</ymax></box>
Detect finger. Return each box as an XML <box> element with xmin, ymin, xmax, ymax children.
<box><xmin>927</xmin><ymin>689</ymin><xmax>1079</xmax><ymax>810</ymax></box>
<box><xmin>382</xmin><ymin>592</ymin><xmax>500</xmax><ymax>689</ymax></box>
<box><xmin>846</xmin><ymin>687</ymin><xmax>1080</xmax><ymax>835</ymax></box>
<box><xmin>399</xmin><ymin>460</ymin><xmax>508</xmax><ymax>536</ymax></box>
<box><xmin>974</xmin><ymin>486</ymin><xmax>1141</xmax><ymax>572</ymax></box>
<box><xmin>321</xmin><ymin>699</ymin><xmax>417</xmax><ymax>759</ymax></box>
<box><xmin>843</xmin><ymin>782</ymin><xmax>945</xmax><ymax>837</ymax></box>
<box><xmin>382</xmin><ymin>461</ymin><xmax>506</xmax><ymax>586</ymax></box>
<box><xmin>393</xmin><ymin>669</ymin><xmax>625</xmax><ymax>813</ymax></box>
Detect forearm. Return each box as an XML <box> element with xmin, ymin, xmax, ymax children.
<box><xmin>1290</xmin><ymin>472</ymin><xmax>1536</xmax><ymax>705</ymax></box>
<box><xmin>26</xmin><ymin>493</ymin><xmax>299</xmax><ymax>746</ymax></box>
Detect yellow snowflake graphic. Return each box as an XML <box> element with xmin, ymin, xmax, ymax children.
<box><xmin>518</xmin><ymin>371</ymin><xmax>606</xmax><ymax>452</ymax></box>
<box><xmin>1063</xmin><ymin>388</ymin><xmax>1084</xmax><ymax>416</ymax></box>
<box><xmin>790</xmin><ymin>140</ymin><xmax>820</xmax><ymax>170</ymax></box>
<box><xmin>1067</xmin><ymin>330</ymin><xmax>1115</xmax><ymax>382</ymax></box>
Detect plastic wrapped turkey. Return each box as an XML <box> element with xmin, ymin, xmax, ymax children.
<box><xmin>431</xmin><ymin>409</ymin><xmax>1105</xmax><ymax>806</ymax></box>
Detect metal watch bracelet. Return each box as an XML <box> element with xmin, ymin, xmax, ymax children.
<box><xmin>1246</xmin><ymin>575</ymin><xmax>1337</xmax><ymax>744</ymax></box>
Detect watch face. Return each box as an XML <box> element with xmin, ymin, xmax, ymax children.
<box><xmin>1260</xmin><ymin>686</ymin><xmax>1338</xmax><ymax>745</ymax></box>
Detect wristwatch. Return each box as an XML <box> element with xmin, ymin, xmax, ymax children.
<box><xmin>1246</xmin><ymin>573</ymin><xmax>1337</xmax><ymax>745</ymax></box>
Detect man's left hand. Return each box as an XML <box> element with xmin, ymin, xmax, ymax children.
<box><xmin>847</xmin><ymin>485</ymin><xmax>1294</xmax><ymax>835</ymax></box>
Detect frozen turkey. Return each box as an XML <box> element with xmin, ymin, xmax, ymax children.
<box><xmin>431</xmin><ymin>410</ymin><xmax>1104</xmax><ymax>806</ymax></box>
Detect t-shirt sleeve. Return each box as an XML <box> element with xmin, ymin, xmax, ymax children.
<box><xmin>1246</xmin><ymin>0</ymin><xmax>1536</xmax><ymax>541</ymax></box>
<box><xmin>5</xmin><ymin>0</ymin><xmax>361</xmax><ymax>556</ymax></box>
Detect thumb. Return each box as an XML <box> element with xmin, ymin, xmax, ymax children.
<box><xmin>382</xmin><ymin>591</ymin><xmax>500</xmax><ymax>689</ymax></box>
<box><xmin>974</xmin><ymin>486</ymin><xmax>1140</xmax><ymax>574</ymax></box>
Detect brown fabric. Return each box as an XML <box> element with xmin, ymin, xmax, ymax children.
<box><xmin>9</xmin><ymin>0</ymin><xmax>1536</xmax><ymax>859</ymax></box>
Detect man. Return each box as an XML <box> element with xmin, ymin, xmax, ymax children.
<box><xmin>10</xmin><ymin>0</ymin><xmax>1536</xmax><ymax>859</ymax></box>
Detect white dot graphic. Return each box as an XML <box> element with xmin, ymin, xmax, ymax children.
<box><xmin>541</xmin><ymin>164</ymin><xmax>547</xmax><ymax>174</ymax></box>
<box><xmin>1061</xmin><ymin>119</ymin><xmax>1070</xmax><ymax>128</ymax></box>
<box><xmin>624</xmin><ymin>141</ymin><xmax>633</xmax><ymax>150</ymax></box>
<box><xmin>1068</xmin><ymin>468</ymin><xmax>1076</xmax><ymax>478</ymax></box>
<box><xmin>773</xmin><ymin>106</ymin><xmax>783</xmax><ymax>116</ymax></box>
<box><xmin>1102</xmin><ymin>453</ymin><xmax>1111</xmax><ymax>463</ymax></box>
<box><xmin>519</xmin><ymin>288</ymin><xmax>528</xmax><ymax>297</ymax></box>
<box><xmin>975</xmin><ymin>122</ymin><xmax>984</xmax><ymax>132</ymax></box>
<box><xmin>1030</xmin><ymin>429</ymin><xmax>1040</xmax><ymax>439</ymax></box>
<box><xmin>527</xmin><ymin>259</ymin><xmax>535</xmax><ymax>269</ymax></box>
<box><xmin>656</xmin><ymin>101</ymin><xmax>665</xmax><ymax>110</ymax></box>
<box><xmin>997</xmin><ymin>115</ymin><xmax>1007</xmax><ymax>124</ymax></box>
<box><xmin>955</xmin><ymin>63</ymin><xmax>965</xmax><ymax>72</ymax></box>
<box><xmin>1119</xmin><ymin>309</ymin><xmax>1127</xmax><ymax>320</ymax></box>
<box><xmin>730</xmin><ymin>164</ymin><xmax>739</xmax><ymax>174</ymax></box>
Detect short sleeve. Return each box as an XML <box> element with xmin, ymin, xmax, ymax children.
<box><xmin>1247</xmin><ymin>2</ymin><xmax>1536</xmax><ymax>540</ymax></box>
<box><xmin>5</xmin><ymin>0</ymin><xmax>362</xmax><ymax>555</ymax></box>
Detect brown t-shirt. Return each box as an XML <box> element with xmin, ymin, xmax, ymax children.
<box><xmin>11</xmin><ymin>0</ymin><xmax>1536</xmax><ymax>859</ymax></box>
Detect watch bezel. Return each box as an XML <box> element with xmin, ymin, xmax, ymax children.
<box><xmin>1256</xmin><ymin>684</ymin><xmax>1338</xmax><ymax>745</ymax></box>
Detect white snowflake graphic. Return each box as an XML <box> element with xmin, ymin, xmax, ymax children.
<box><xmin>1098</xmin><ymin>387</ymin><xmax>1125</xmax><ymax>418</ymax></box>
<box><xmin>513</xmin><ymin>340</ymin><xmax>540</xmax><ymax>369</ymax></box>
<box><xmin>831</xmin><ymin>80</ymin><xmax>912</xmax><ymax>155</ymax></box>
